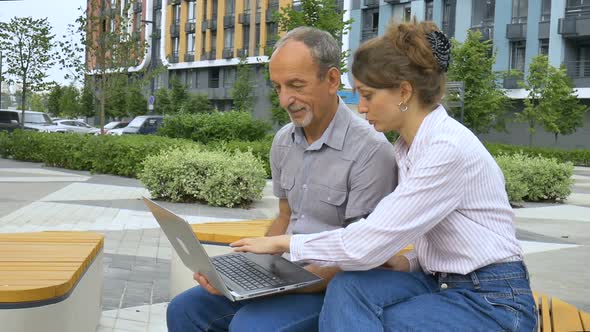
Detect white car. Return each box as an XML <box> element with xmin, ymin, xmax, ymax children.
<box><xmin>102</xmin><ymin>121</ymin><xmax>129</xmax><ymax>135</ymax></box>
<box><xmin>53</xmin><ymin>120</ymin><xmax>100</xmax><ymax>135</ymax></box>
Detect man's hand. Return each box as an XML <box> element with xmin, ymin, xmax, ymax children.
<box><xmin>194</xmin><ymin>273</ymin><xmax>223</xmax><ymax>296</ymax></box>
<box><xmin>230</xmin><ymin>235</ymin><xmax>291</xmax><ymax>254</ymax></box>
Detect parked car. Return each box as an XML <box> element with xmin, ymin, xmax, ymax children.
<box><xmin>0</xmin><ymin>110</ymin><xmax>20</xmax><ymax>132</ymax></box>
<box><xmin>102</xmin><ymin>121</ymin><xmax>129</xmax><ymax>135</ymax></box>
<box><xmin>0</xmin><ymin>109</ymin><xmax>62</xmax><ymax>132</ymax></box>
<box><xmin>122</xmin><ymin>115</ymin><xmax>164</xmax><ymax>135</ymax></box>
<box><xmin>53</xmin><ymin>119</ymin><xmax>100</xmax><ymax>135</ymax></box>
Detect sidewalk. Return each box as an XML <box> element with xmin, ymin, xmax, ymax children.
<box><xmin>1</xmin><ymin>157</ymin><xmax>589</xmax><ymax>331</ymax></box>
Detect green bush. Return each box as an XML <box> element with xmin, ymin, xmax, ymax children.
<box><xmin>0</xmin><ymin>130</ymin><xmax>195</xmax><ymax>177</ymax></box>
<box><xmin>207</xmin><ymin>135</ymin><xmax>273</xmax><ymax>178</ymax></box>
<box><xmin>495</xmin><ymin>153</ymin><xmax>573</xmax><ymax>203</ymax></box>
<box><xmin>158</xmin><ymin>111</ymin><xmax>271</xmax><ymax>144</ymax></box>
<box><xmin>486</xmin><ymin>143</ymin><xmax>590</xmax><ymax>166</ymax></box>
<box><xmin>140</xmin><ymin>148</ymin><xmax>266</xmax><ymax>207</ymax></box>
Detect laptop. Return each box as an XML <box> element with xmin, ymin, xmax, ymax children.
<box><xmin>143</xmin><ymin>197</ymin><xmax>322</xmax><ymax>301</ymax></box>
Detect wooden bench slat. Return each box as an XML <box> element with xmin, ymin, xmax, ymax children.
<box><xmin>192</xmin><ymin>220</ymin><xmax>273</xmax><ymax>243</ymax></box>
<box><xmin>579</xmin><ymin>308</ymin><xmax>590</xmax><ymax>331</ymax></box>
<box><xmin>540</xmin><ymin>295</ymin><xmax>552</xmax><ymax>332</ymax></box>
<box><xmin>532</xmin><ymin>292</ymin><xmax>541</xmax><ymax>332</ymax></box>
<box><xmin>0</xmin><ymin>231</ymin><xmax>103</xmax><ymax>303</ymax></box>
<box><xmin>551</xmin><ymin>297</ymin><xmax>584</xmax><ymax>332</ymax></box>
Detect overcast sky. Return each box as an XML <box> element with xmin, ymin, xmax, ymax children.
<box><xmin>1</xmin><ymin>0</ymin><xmax>86</xmax><ymax>86</ymax></box>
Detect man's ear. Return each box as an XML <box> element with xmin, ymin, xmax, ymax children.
<box><xmin>326</xmin><ymin>67</ymin><xmax>341</xmax><ymax>95</ymax></box>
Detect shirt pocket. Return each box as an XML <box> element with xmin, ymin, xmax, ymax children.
<box><xmin>311</xmin><ymin>184</ymin><xmax>347</xmax><ymax>227</ymax></box>
<box><xmin>280</xmin><ymin>173</ymin><xmax>295</xmax><ymax>191</ymax></box>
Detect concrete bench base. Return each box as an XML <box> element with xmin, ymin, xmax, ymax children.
<box><xmin>0</xmin><ymin>251</ymin><xmax>103</xmax><ymax>332</ymax></box>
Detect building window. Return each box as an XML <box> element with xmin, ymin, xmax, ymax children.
<box><xmin>211</xmin><ymin>31</ymin><xmax>217</xmax><ymax>53</ymax></box>
<box><xmin>172</xmin><ymin>37</ymin><xmax>180</xmax><ymax>57</ymax></box>
<box><xmin>186</xmin><ymin>69</ymin><xmax>194</xmax><ymax>88</ymax></box>
<box><xmin>155</xmin><ymin>9</ymin><xmax>162</xmax><ymax>30</ymax></box>
<box><xmin>226</xmin><ymin>0</ymin><xmax>235</xmax><ymax>14</ymax></box>
<box><xmin>255</xmin><ymin>23</ymin><xmax>260</xmax><ymax>52</ymax></box>
<box><xmin>242</xmin><ymin>25</ymin><xmax>250</xmax><ymax>53</ymax></box>
<box><xmin>188</xmin><ymin>1</ymin><xmax>197</xmax><ymax>22</ymax></box>
<box><xmin>201</xmin><ymin>31</ymin><xmax>206</xmax><ymax>53</ymax></box>
<box><xmin>244</xmin><ymin>0</ymin><xmax>250</xmax><ymax>13</ymax></box>
<box><xmin>224</xmin><ymin>67</ymin><xmax>236</xmax><ymax>88</ymax></box>
<box><xmin>566</xmin><ymin>0</ymin><xmax>590</xmax><ymax>17</ymax></box>
<box><xmin>224</xmin><ymin>28</ymin><xmax>234</xmax><ymax>49</ymax></box>
<box><xmin>403</xmin><ymin>5</ymin><xmax>411</xmax><ymax>22</ymax></box>
<box><xmin>266</xmin><ymin>22</ymin><xmax>277</xmax><ymax>47</ymax></box>
<box><xmin>541</xmin><ymin>0</ymin><xmax>551</xmax><ymax>21</ymax></box>
<box><xmin>425</xmin><ymin>0</ymin><xmax>434</xmax><ymax>21</ymax></box>
<box><xmin>511</xmin><ymin>0</ymin><xmax>528</xmax><ymax>23</ymax></box>
<box><xmin>361</xmin><ymin>8</ymin><xmax>379</xmax><ymax>42</ymax></box>
<box><xmin>173</xmin><ymin>4</ymin><xmax>181</xmax><ymax>24</ymax></box>
<box><xmin>510</xmin><ymin>41</ymin><xmax>526</xmax><ymax>71</ymax></box>
<box><xmin>256</xmin><ymin>0</ymin><xmax>261</xmax><ymax>13</ymax></box>
<box><xmin>209</xmin><ymin>67</ymin><xmax>220</xmax><ymax>88</ymax></box>
<box><xmin>472</xmin><ymin>0</ymin><xmax>495</xmax><ymax>26</ymax></box>
<box><xmin>212</xmin><ymin>0</ymin><xmax>218</xmax><ymax>17</ymax></box>
<box><xmin>539</xmin><ymin>39</ymin><xmax>549</xmax><ymax>55</ymax></box>
<box><xmin>188</xmin><ymin>33</ymin><xmax>196</xmax><ymax>55</ymax></box>
<box><xmin>442</xmin><ymin>0</ymin><xmax>456</xmax><ymax>38</ymax></box>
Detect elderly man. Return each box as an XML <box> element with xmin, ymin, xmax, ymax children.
<box><xmin>167</xmin><ymin>26</ymin><xmax>397</xmax><ymax>332</ymax></box>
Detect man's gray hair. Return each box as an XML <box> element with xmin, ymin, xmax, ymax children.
<box><xmin>273</xmin><ymin>26</ymin><xmax>341</xmax><ymax>79</ymax></box>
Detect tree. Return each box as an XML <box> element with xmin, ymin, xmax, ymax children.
<box><xmin>180</xmin><ymin>94</ymin><xmax>213</xmax><ymax>114</ymax></box>
<box><xmin>447</xmin><ymin>30</ymin><xmax>511</xmax><ymax>135</ymax></box>
<box><xmin>232</xmin><ymin>54</ymin><xmax>254</xmax><ymax>112</ymax></box>
<box><xmin>59</xmin><ymin>5</ymin><xmax>149</xmax><ymax>131</ymax></box>
<box><xmin>59</xmin><ymin>85</ymin><xmax>81</xmax><ymax>119</ymax></box>
<box><xmin>155</xmin><ymin>88</ymin><xmax>173</xmax><ymax>114</ymax></box>
<box><xmin>0</xmin><ymin>17</ymin><xmax>55</xmax><ymax>128</ymax></box>
<box><xmin>30</xmin><ymin>93</ymin><xmax>47</xmax><ymax>113</ymax></box>
<box><xmin>47</xmin><ymin>85</ymin><xmax>63</xmax><ymax>115</ymax></box>
<box><xmin>79</xmin><ymin>81</ymin><xmax>96</xmax><ymax>118</ymax></box>
<box><xmin>518</xmin><ymin>55</ymin><xmax>587</xmax><ymax>145</ymax></box>
<box><xmin>268</xmin><ymin>0</ymin><xmax>353</xmax><ymax>125</ymax></box>
<box><xmin>169</xmin><ymin>78</ymin><xmax>189</xmax><ymax>111</ymax></box>
<box><xmin>126</xmin><ymin>85</ymin><xmax>147</xmax><ymax>117</ymax></box>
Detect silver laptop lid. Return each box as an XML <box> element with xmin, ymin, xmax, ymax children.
<box><xmin>142</xmin><ymin>197</ymin><xmax>234</xmax><ymax>300</ymax></box>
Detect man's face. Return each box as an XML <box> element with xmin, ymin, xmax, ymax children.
<box><xmin>269</xmin><ymin>41</ymin><xmax>332</xmax><ymax>128</ymax></box>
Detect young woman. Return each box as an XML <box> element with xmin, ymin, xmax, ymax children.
<box><xmin>231</xmin><ymin>21</ymin><xmax>537</xmax><ymax>331</ymax></box>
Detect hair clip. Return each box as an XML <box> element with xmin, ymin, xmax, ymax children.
<box><xmin>426</xmin><ymin>30</ymin><xmax>451</xmax><ymax>72</ymax></box>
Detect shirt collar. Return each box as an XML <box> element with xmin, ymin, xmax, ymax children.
<box><xmin>393</xmin><ymin>104</ymin><xmax>448</xmax><ymax>160</ymax></box>
<box><xmin>290</xmin><ymin>96</ymin><xmax>351</xmax><ymax>151</ymax></box>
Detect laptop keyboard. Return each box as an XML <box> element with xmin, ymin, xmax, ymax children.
<box><xmin>211</xmin><ymin>254</ymin><xmax>285</xmax><ymax>291</ymax></box>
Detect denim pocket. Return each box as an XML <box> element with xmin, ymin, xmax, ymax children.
<box><xmin>482</xmin><ymin>294</ymin><xmax>522</xmax><ymax>332</ymax></box>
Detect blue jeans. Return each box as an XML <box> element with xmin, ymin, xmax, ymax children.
<box><xmin>320</xmin><ymin>261</ymin><xmax>537</xmax><ymax>332</ymax></box>
<box><xmin>167</xmin><ymin>286</ymin><xmax>325</xmax><ymax>332</ymax></box>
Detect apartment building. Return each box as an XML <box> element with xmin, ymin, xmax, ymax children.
<box><xmin>345</xmin><ymin>0</ymin><xmax>589</xmax><ymax>148</ymax></box>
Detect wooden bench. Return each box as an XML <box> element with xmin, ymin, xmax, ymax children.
<box><xmin>0</xmin><ymin>231</ymin><xmax>104</xmax><ymax>332</ymax></box>
<box><xmin>533</xmin><ymin>292</ymin><xmax>590</xmax><ymax>332</ymax></box>
<box><xmin>170</xmin><ymin>219</ymin><xmax>413</xmax><ymax>297</ymax></box>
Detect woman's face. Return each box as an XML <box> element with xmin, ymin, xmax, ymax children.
<box><xmin>354</xmin><ymin>78</ymin><xmax>405</xmax><ymax>133</ymax></box>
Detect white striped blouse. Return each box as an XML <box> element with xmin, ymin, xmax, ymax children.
<box><xmin>290</xmin><ymin>105</ymin><xmax>523</xmax><ymax>275</ymax></box>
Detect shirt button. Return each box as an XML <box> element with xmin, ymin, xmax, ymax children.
<box><xmin>301</xmin><ymin>215</ymin><xmax>305</xmax><ymax>219</ymax></box>
<box><xmin>327</xmin><ymin>197</ymin><xmax>331</xmax><ymax>201</ymax></box>
<box><xmin>302</xmin><ymin>184</ymin><xmax>307</xmax><ymax>190</ymax></box>
<box><xmin>440</xmin><ymin>283</ymin><xmax>448</xmax><ymax>289</ymax></box>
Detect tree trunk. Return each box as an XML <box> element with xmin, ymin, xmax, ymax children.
<box><xmin>20</xmin><ymin>81</ymin><xmax>27</xmax><ymax>130</ymax></box>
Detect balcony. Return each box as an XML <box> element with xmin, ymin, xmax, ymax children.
<box><xmin>559</xmin><ymin>16</ymin><xmax>590</xmax><ymax>38</ymax></box>
<box><xmin>184</xmin><ymin>53</ymin><xmax>195</xmax><ymax>62</ymax></box>
<box><xmin>185</xmin><ymin>22</ymin><xmax>196</xmax><ymax>33</ymax></box>
<box><xmin>168</xmin><ymin>0</ymin><xmax>180</xmax><ymax>5</ymax></box>
<box><xmin>239</xmin><ymin>13</ymin><xmax>250</xmax><ymax>25</ymax></box>
<box><xmin>222</xmin><ymin>48</ymin><xmax>234</xmax><ymax>59</ymax></box>
<box><xmin>565</xmin><ymin>61</ymin><xmax>590</xmax><ymax>87</ymax></box>
<box><xmin>361</xmin><ymin>29</ymin><xmax>378</xmax><ymax>42</ymax></box>
<box><xmin>208</xmin><ymin>19</ymin><xmax>218</xmax><ymax>30</ymax></box>
<box><xmin>170</xmin><ymin>23</ymin><xmax>180</xmax><ymax>37</ymax></box>
<box><xmin>502</xmin><ymin>74</ymin><xmax>523</xmax><ymax>89</ymax></box>
<box><xmin>470</xmin><ymin>24</ymin><xmax>494</xmax><ymax>40</ymax></box>
<box><xmin>538</xmin><ymin>21</ymin><xmax>550</xmax><ymax>39</ymax></box>
<box><xmin>133</xmin><ymin>1</ymin><xmax>142</xmax><ymax>13</ymax></box>
<box><xmin>506</xmin><ymin>23</ymin><xmax>527</xmax><ymax>40</ymax></box>
<box><xmin>154</xmin><ymin>0</ymin><xmax>162</xmax><ymax>9</ymax></box>
<box><xmin>224</xmin><ymin>15</ymin><xmax>235</xmax><ymax>27</ymax></box>
<box><xmin>237</xmin><ymin>48</ymin><xmax>249</xmax><ymax>57</ymax></box>
<box><xmin>364</xmin><ymin>0</ymin><xmax>379</xmax><ymax>8</ymax></box>
<box><xmin>169</xmin><ymin>53</ymin><xmax>179</xmax><ymax>63</ymax></box>
<box><xmin>200</xmin><ymin>50</ymin><xmax>216</xmax><ymax>60</ymax></box>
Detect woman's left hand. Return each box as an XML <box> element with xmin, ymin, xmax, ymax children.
<box><xmin>230</xmin><ymin>235</ymin><xmax>291</xmax><ymax>255</ymax></box>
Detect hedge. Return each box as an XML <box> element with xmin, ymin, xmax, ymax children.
<box><xmin>486</xmin><ymin>143</ymin><xmax>590</xmax><ymax>166</ymax></box>
<box><xmin>139</xmin><ymin>147</ymin><xmax>266</xmax><ymax>207</ymax></box>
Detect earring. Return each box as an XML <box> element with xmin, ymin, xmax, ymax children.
<box><xmin>398</xmin><ymin>101</ymin><xmax>408</xmax><ymax>112</ymax></box>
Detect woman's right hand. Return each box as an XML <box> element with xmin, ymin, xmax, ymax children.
<box><xmin>381</xmin><ymin>255</ymin><xmax>410</xmax><ymax>272</ymax></box>
<box><xmin>193</xmin><ymin>273</ymin><xmax>223</xmax><ymax>296</ymax></box>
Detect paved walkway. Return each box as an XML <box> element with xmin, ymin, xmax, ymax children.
<box><xmin>0</xmin><ymin>158</ymin><xmax>589</xmax><ymax>331</ymax></box>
